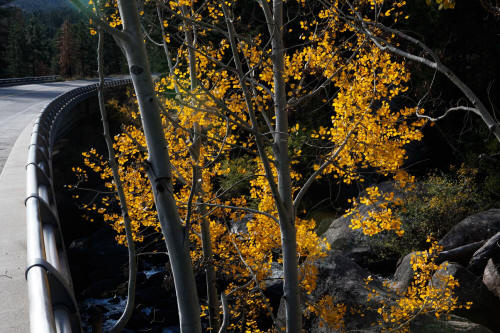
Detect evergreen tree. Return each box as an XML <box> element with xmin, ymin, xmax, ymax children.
<box><xmin>5</xmin><ymin>12</ymin><xmax>27</xmax><ymax>77</ymax></box>
<box><xmin>0</xmin><ymin>5</ymin><xmax>127</xmax><ymax>78</ymax></box>
<box><xmin>57</xmin><ymin>19</ymin><xmax>78</xmax><ymax>77</ymax></box>
<box><xmin>74</xmin><ymin>20</ymin><xmax>96</xmax><ymax>76</ymax></box>
<box><xmin>25</xmin><ymin>15</ymin><xmax>50</xmax><ymax>75</ymax></box>
<box><xmin>102</xmin><ymin>32</ymin><xmax>127</xmax><ymax>75</ymax></box>
<box><xmin>0</xmin><ymin>2</ymin><xmax>15</xmax><ymax>77</ymax></box>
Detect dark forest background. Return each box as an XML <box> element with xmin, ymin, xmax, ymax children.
<box><xmin>0</xmin><ymin>0</ymin><xmax>123</xmax><ymax>77</ymax></box>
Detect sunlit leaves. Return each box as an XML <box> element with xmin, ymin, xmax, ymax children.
<box><xmin>72</xmin><ymin>0</ymin><xmax>442</xmax><ymax>331</ymax></box>
<box><xmin>368</xmin><ymin>240</ymin><xmax>471</xmax><ymax>332</ymax></box>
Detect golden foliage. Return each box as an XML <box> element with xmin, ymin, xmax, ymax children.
<box><xmin>368</xmin><ymin>240</ymin><xmax>472</xmax><ymax>332</ymax></box>
<box><xmin>308</xmin><ymin>240</ymin><xmax>471</xmax><ymax>332</ymax></box>
<box><xmin>72</xmin><ymin>0</ymin><xmax>444</xmax><ymax>330</ymax></box>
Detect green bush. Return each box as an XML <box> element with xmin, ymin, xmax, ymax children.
<box><xmin>370</xmin><ymin>166</ymin><xmax>491</xmax><ymax>260</ymax></box>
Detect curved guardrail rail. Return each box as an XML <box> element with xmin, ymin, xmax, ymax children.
<box><xmin>25</xmin><ymin>79</ymin><xmax>132</xmax><ymax>333</ymax></box>
<box><xmin>0</xmin><ymin>75</ymin><xmax>61</xmax><ymax>87</ymax></box>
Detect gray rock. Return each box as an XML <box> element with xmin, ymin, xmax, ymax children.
<box><xmin>436</xmin><ymin>241</ymin><xmax>486</xmax><ymax>267</ymax></box>
<box><xmin>264</xmin><ymin>262</ymin><xmax>283</xmax><ymax>289</ymax></box>
<box><xmin>439</xmin><ymin>209</ymin><xmax>500</xmax><ymax>250</ymax></box>
<box><xmin>394</xmin><ymin>240</ymin><xmax>486</xmax><ymax>293</ymax></box>
<box><xmin>322</xmin><ymin>181</ymin><xmax>404</xmax><ymax>266</ymax></box>
<box><xmin>277</xmin><ymin>252</ymin><xmax>388</xmax><ymax>332</ymax></box>
<box><xmin>392</xmin><ymin>251</ymin><xmax>420</xmax><ymax>292</ymax></box>
<box><xmin>312</xmin><ymin>253</ymin><xmax>386</xmax><ymax>305</ymax></box>
<box><xmin>410</xmin><ymin>314</ymin><xmax>493</xmax><ymax>333</ymax></box>
<box><xmin>432</xmin><ymin>262</ymin><xmax>500</xmax><ymax>331</ymax></box>
<box><xmin>468</xmin><ymin>232</ymin><xmax>500</xmax><ymax>275</ymax></box>
<box><xmin>229</xmin><ymin>214</ymin><xmax>253</xmax><ymax>234</ymax></box>
<box><xmin>483</xmin><ymin>258</ymin><xmax>500</xmax><ymax>299</ymax></box>
<box><xmin>268</xmin><ymin>262</ymin><xmax>283</xmax><ymax>280</ymax></box>
<box><xmin>322</xmin><ymin>214</ymin><xmax>372</xmax><ymax>263</ymax></box>
<box><xmin>278</xmin><ymin>252</ymin><xmax>496</xmax><ymax>332</ymax></box>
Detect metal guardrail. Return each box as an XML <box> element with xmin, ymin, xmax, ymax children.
<box><xmin>25</xmin><ymin>79</ymin><xmax>132</xmax><ymax>333</ymax></box>
<box><xmin>0</xmin><ymin>75</ymin><xmax>61</xmax><ymax>87</ymax></box>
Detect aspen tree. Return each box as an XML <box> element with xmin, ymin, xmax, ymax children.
<box><xmin>70</xmin><ymin>1</ymin><xmax>202</xmax><ymax>332</ymax></box>
<box><xmin>73</xmin><ymin>1</ymin><xmax>433</xmax><ymax>331</ymax></box>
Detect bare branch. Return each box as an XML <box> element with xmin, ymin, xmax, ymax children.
<box><xmin>222</xmin><ymin>2</ymin><xmax>286</xmax><ymax>217</ymax></box>
<box><xmin>416</xmin><ymin>106</ymin><xmax>481</xmax><ymax>122</ymax></box>
<box><xmin>183</xmin><ymin>166</ymin><xmax>199</xmax><ymax>244</ymax></box>
<box><xmin>340</xmin><ymin>6</ymin><xmax>500</xmax><ymax>143</ymax></box>
<box><xmin>217</xmin><ymin>293</ymin><xmax>229</xmax><ymax>333</ymax></box>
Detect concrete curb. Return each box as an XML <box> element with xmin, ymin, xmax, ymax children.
<box><xmin>0</xmin><ymin>118</ymin><xmax>36</xmax><ymax>332</ymax></box>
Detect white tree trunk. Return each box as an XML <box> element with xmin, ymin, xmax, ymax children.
<box><xmin>96</xmin><ymin>29</ymin><xmax>137</xmax><ymax>333</ymax></box>
<box><xmin>270</xmin><ymin>1</ymin><xmax>301</xmax><ymax>332</ymax></box>
<box><xmin>115</xmin><ymin>2</ymin><xmax>201</xmax><ymax>332</ymax></box>
<box><xmin>180</xmin><ymin>6</ymin><xmax>220</xmax><ymax>328</ymax></box>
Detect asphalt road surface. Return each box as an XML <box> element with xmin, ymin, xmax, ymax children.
<box><xmin>0</xmin><ymin>80</ymin><xmax>97</xmax><ymax>174</ymax></box>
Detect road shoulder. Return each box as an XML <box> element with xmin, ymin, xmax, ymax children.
<box><xmin>0</xmin><ymin>118</ymin><xmax>35</xmax><ymax>332</ymax></box>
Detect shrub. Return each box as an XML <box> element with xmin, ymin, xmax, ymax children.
<box><xmin>370</xmin><ymin>166</ymin><xmax>489</xmax><ymax>259</ymax></box>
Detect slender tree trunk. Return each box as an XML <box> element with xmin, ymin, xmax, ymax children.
<box><xmin>96</xmin><ymin>28</ymin><xmax>137</xmax><ymax>333</ymax></box>
<box><xmin>270</xmin><ymin>1</ymin><xmax>301</xmax><ymax>332</ymax></box>
<box><xmin>222</xmin><ymin>2</ymin><xmax>301</xmax><ymax>330</ymax></box>
<box><xmin>156</xmin><ymin>4</ymin><xmax>178</xmax><ymax>94</ymax></box>
<box><xmin>217</xmin><ymin>293</ymin><xmax>229</xmax><ymax>333</ymax></box>
<box><xmin>115</xmin><ymin>2</ymin><xmax>201</xmax><ymax>332</ymax></box>
<box><xmin>181</xmin><ymin>4</ymin><xmax>220</xmax><ymax>329</ymax></box>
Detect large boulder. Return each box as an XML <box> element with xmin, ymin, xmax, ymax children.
<box><xmin>432</xmin><ymin>262</ymin><xmax>500</xmax><ymax>331</ymax></box>
<box><xmin>410</xmin><ymin>314</ymin><xmax>492</xmax><ymax>333</ymax></box>
<box><xmin>322</xmin><ymin>181</ymin><xmax>405</xmax><ymax>268</ymax></box>
<box><xmin>436</xmin><ymin>241</ymin><xmax>486</xmax><ymax>267</ymax></box>
<box><xmin>468</xmin><ymin>232</ymin><xmax>500</xmax><ymax>275</ymax></box>
<box><xmin>392</xmin><ymin>251</ymin><xmax>418</xmax><ymax>292</ymax></box>
<box><xmin>483</xmin><ymin>258</ymin><xmax>500</xmax><ymax>299</ymax></box>
<box><xmin>277</xmin><ymin>252</ymin><xmax>387</xmax><ymax>332</ymax></box>
<box><xmin>310</xmin><ymin>253</ymin><xmax>385</xmax><ymax>307</ymax></box>
<box><xmin>279</xmin><ymin>252</ymin><xmax>494</xmax><ymax>332</ymax></box>
<box><xmin>322</xmin><ymin>214</ymin><xmax>372</xmax><ymax>265</ymax></box>
<box><xmin>393</xmin><ymin>240</ymin><xmax>486</xmax><ymax>293</ymax></box>
<box><xmin>439</xmin><ymin>209</ymin><xmax>500</xmax><ymax>250</ymax></box>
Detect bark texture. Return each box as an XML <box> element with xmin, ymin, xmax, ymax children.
<box><xmin>115</xmin><ymin>1</ymin><xmax>202</xmax><ymax>332</ymax></box>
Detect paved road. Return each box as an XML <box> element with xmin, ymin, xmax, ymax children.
<box><xmin>0</xmin><ymin>80</ymin><xmax>97</xmax><ymax>173</ymax></box>
<box><xmin>0</xmin><ymin>80</ymin><xmax>95</xmax><ymax>332</ymax></box>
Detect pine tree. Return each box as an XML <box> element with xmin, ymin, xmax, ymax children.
<box><xmin>5</xmin><ymin>12</ymin><xmax>26</xmax><ymax>77</ymax></box>
<box><xmin>74</xmin><ymin>20</ymin><xmax>96</xmax><ymax>76</ymax></box>
<box><xmin>25</xmin><ymin>15</ymin><xmax>50</xmax><ymax>76</ymax></box>
<box><xmin>0</xmin><ymin>3</ymin><xmax>15</xmax><ymax>77</ymax></box>
<box><xmin>58</xmin><ymin>19</ymin><xmax>78</xmax><ymax>77</ymax></box>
